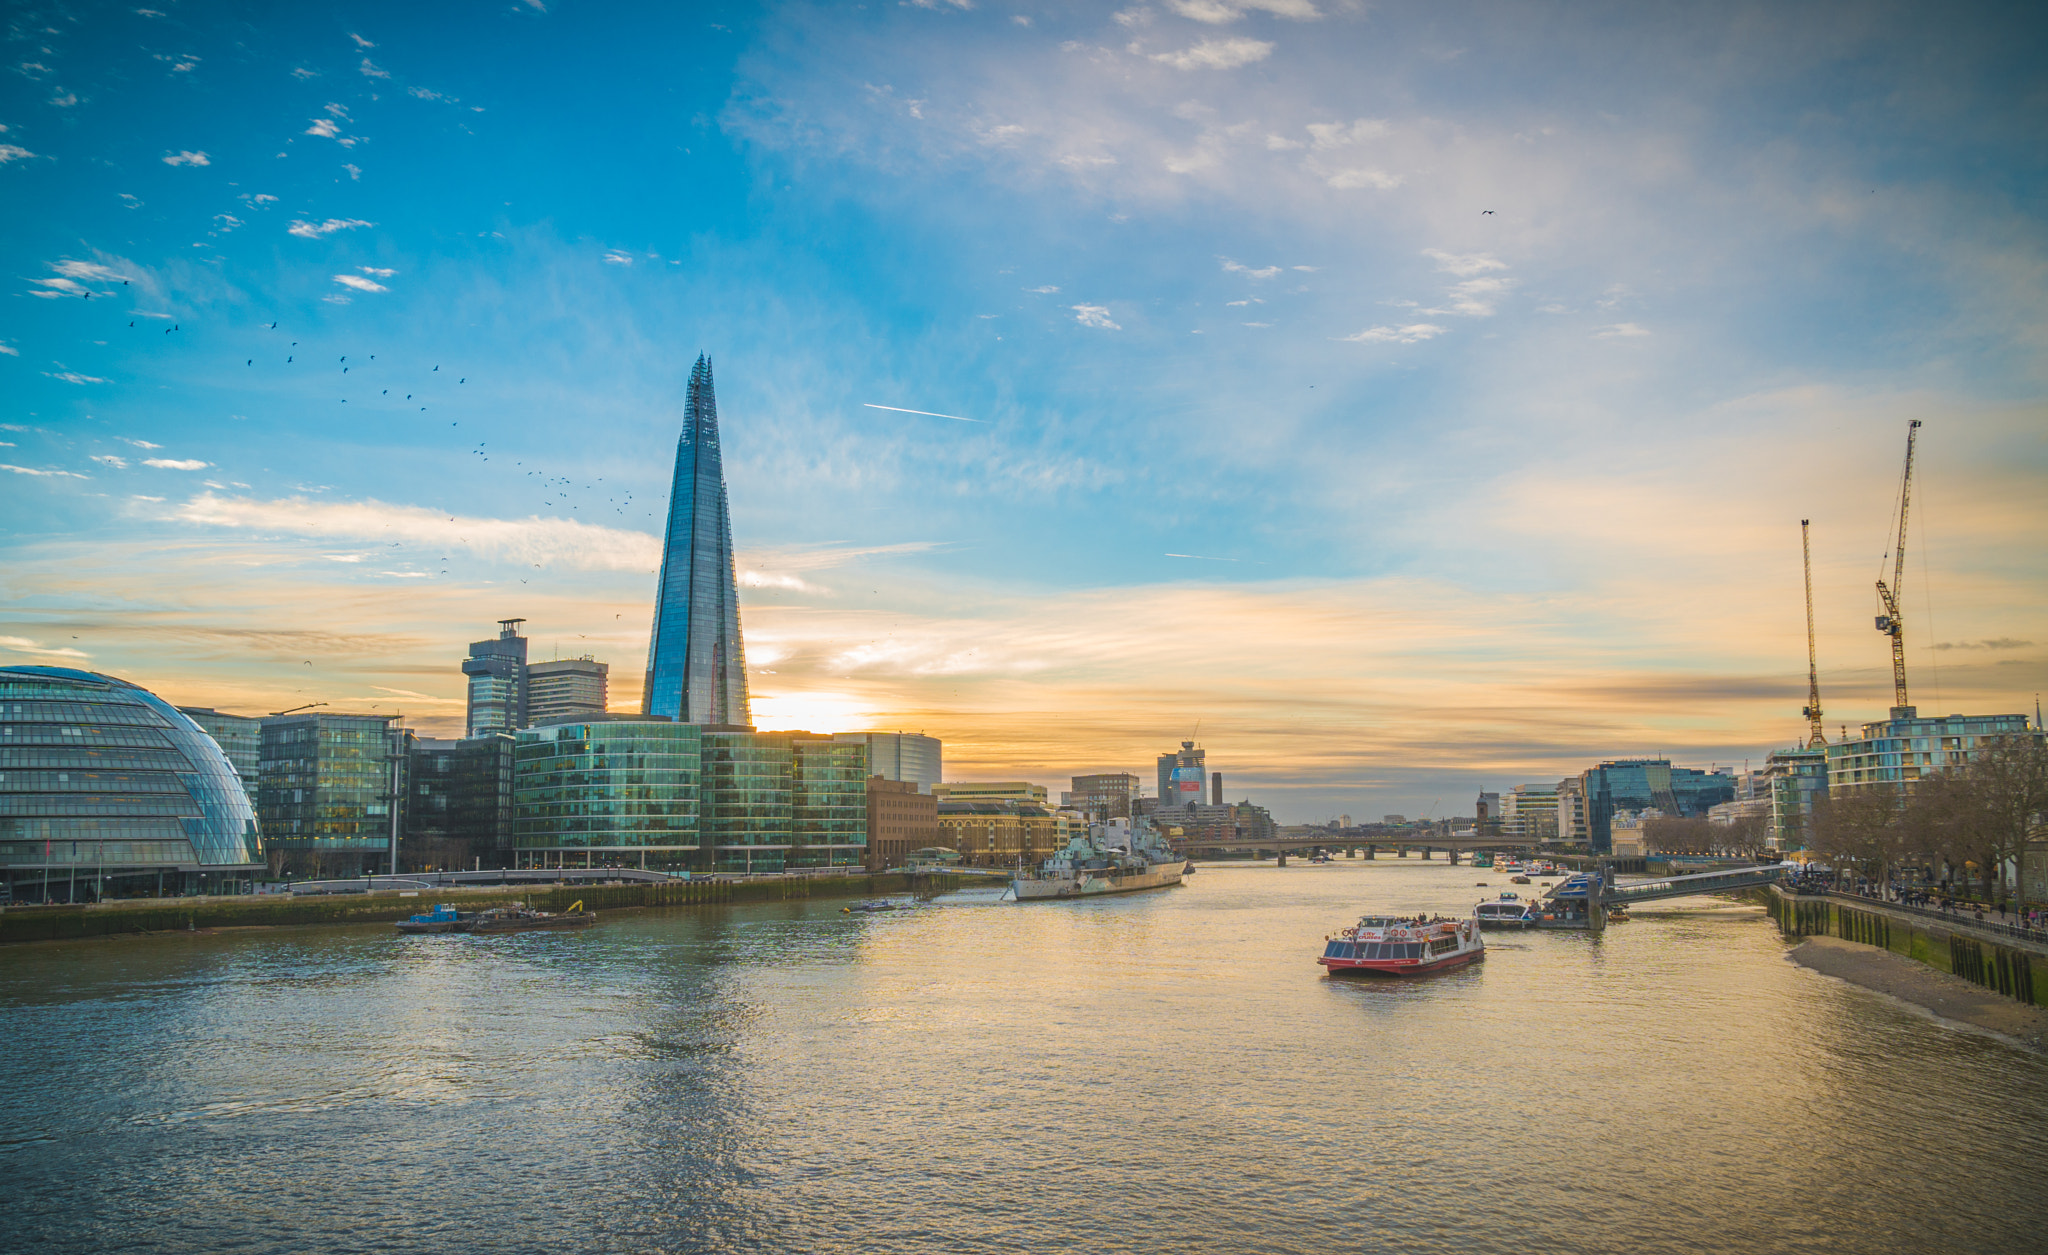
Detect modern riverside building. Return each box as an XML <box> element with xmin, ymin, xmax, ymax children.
<box><xmin>177</xmin><ymin>707</ymin><xmax>260</xmax><ymax>800</ymax></box>
<box><xmin>527</xmin><ymin>657</ymin><xmax>608</xmax><ymax>725</ymax></box>
<box><xmin>644</xmin><ymin>355</ymin><xmax>750</xmax><ymax>726</ymax></box>
<box><xmin>510</xmin><ymin>720</ymin><xmax>867</xmax><ymax>873</ymax></box>
<box><xmin>833</xmin><ymin>731</ymin><xmax>942</xmax><ymax>792</ymax></box>
<box><xmin>1825</xmin><ymin>707</ymin><xmax>2037</xmax><ymax>797</ymax></box>
<box><xmin>1157</xmin><ymin>741</ymin><xmax>1207</xmax><ymax>807</ymax></box>
<box><xmin>1573</xmin><ymin>758</ymin><xmax>1735</xmax><ymax>854</ymax></box>
<box><xmin>512</xmin><ymin>718</ymin><xmax>703</xmax><ymax>871</ymax></box>
<box><xmin>1</xmin><ymin>666</ymin><xmax>263</xmax><ymax>902</ymax></box>
<box><xmin>257</xmin><ymin>713</ymin><xmax>407</xmax><ymax>877</ymax></box>
<box><xmin>1499</xmin><ymin>784</ymin><xmax>1559</xmax><ymax>844</ymax></box>
<box><xmin>1763</xmin><ymin>748</ymin><xmax>1828</xmax><ymax>851</ymax></box>
<box><xmin>1068</xmin><ymin>772</ymin><xmax>1140</xmax><ymax>820</ymax></box>
<box><xmin>405</xmin><ymin>734</ymin><xmax>515</xmax><ymax>871</ymax></box>
<box><xmin>463</xmin><ymin>619</ymin><xmax>529</xmax><ymax>737</ymax></box>
<box><xmin>866</xmin><ymin>777</ymin><xmax>940</xmax><ymax>871</ymax></box>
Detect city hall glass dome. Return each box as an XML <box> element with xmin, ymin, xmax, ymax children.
<box><xmin>0</xmin><ymin>665</ymin><xmax>261</xmax><ymax>898</ymax></box>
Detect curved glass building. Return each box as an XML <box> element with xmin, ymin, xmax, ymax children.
<box><xmin>0</xmin><ymin>665</ymin><xmax>262</xmax><ymax>902</ymax></box>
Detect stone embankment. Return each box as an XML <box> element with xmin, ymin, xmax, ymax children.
<box><xmin>0</xmin><ymin>870</ymin><xmax>945</xmax><ymax>945</ymax></box>
<box><xmin>1764</xmin><ymin>885</ymin><xmax>2048</xmax><ymax>1044</ymax></box>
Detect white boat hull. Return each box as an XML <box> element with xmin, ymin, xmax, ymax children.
<box><xmin>1010</xmin><ymin>864</ymin><xmax>1184</xmax><ymax>901</ymax></box>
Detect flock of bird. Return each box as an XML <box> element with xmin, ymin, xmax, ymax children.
<box><xmin>89</xmin><ymin>298</ymin><xmax>673</xmax><ymax>587</ymax></box>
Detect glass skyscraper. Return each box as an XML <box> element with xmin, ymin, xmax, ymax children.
<box><xmin>644</xmin><ymin>355</ymin><xmax>750</xmax><ymax>726</ymax></box>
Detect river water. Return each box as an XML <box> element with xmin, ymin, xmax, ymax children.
<box><xmin>5</xmin><ymin>858</ymin><xmax>2046</xmax><ymax>1254</ymax></box>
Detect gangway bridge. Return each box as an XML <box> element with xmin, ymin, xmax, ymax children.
<box><xmin>1547</xmin><ymin>862</ymin><xmax>1785</xmax><ymax>905</ymax></box>
<box><xmin>1535</xmin><ymin>861</ymin><xmax>1784</xmax><ymax>929</ymax></box>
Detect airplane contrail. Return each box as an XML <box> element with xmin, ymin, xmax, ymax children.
<box><xmin>863</xmin><ymin>402</ymin><xmax>988</xmax><ymax>424</ymax></box>
<box><xmin>1166</xmin><ymin>553</ymin><xmax>1239</xmax><ymax>562</ymax></box>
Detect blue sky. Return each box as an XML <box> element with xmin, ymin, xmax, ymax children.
<box><xmin>4</xmin><ymin>0</ymin><xmax>2044</xmax><ymax>821</ymax></box>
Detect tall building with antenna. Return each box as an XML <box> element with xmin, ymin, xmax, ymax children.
<box><xmin>644</xmin><ymin>355</ymin><xmax>751</xmax><ymax>727</ymax></box>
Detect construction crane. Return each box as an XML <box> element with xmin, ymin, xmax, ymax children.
<box><xmin>267</xmin><ymin>701</ymin><xmax>327</xmax><ymax>717</ymax></box>
<box><xmin>1873</xmin><ymin>419</ymin><xmax>1923</xmax><ymax>710</ymax></box>
<box><xmin>1800</xmin><ymin>520</ymin><xmax>1826</xmax><ymax>747</ymax></box>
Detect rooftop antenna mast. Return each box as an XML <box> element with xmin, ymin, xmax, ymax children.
<box><xmin>1874</xmin><ymin>420</ymin><xmax>1922</xmax><ymax>711</ymax></box>
<box><xmin>1800</xmin><ymin>521</ymin><xmax>1826</xmax><ymax>748</ymax></box>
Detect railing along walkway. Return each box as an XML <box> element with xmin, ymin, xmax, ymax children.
<box><xmin>1823</xmin><ymin>890</ymin><xmax>2048</xmax><ymax>954</ymax></box>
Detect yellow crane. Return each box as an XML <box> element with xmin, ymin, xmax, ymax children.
<box><xmin>1874</xmin><ymin>420</ymin><xmax>1923</xmax><ymax>710</ymax></box>
<box><xmin>1800</xmin><ymin>520</ymin><xmax>1825</xmax><ymax>747</ymax></box>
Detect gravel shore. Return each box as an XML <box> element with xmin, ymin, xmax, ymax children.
<box><xmin>1789</xmin><ymin>935</ymin><xmax>2048</xmax><ymax>1052</ymax></box>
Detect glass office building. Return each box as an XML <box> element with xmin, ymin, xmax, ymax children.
<box><xmin>406</xmin><ymin>733</ymin><xmax>516</xmax><ymax>870</ymax></box>
<box><xmin>257</xmin><ymin>713</ymin><xmax>405</xmax><ymax>877</ymax></box>
<box><xmin>512</xmin><ymin>718</ymin><xmax>703</xmax><ymax>869</ymax></box>
<box><xmin>644</xmin><ymin>355</ymin><xmax>751</xmax><ymax>726</ymax></box>
<box><xmin>790</xmin><ymin>734</ymin><xmax>868</xmax><ymax>869</ymax></box>
<box><xmin>701</xmin><ymin>728</ymin><xmax>792</xmax><ymax>873</ymax></box>
<box><xmin>1576</xmin><ymin>758</ymin><xmax>1735</xmax><ymax>853</ymax></box>
<box><xmin>178</xmin><ymin>706</ymin><xmax>260</xmax><ymax>800</ymax></box>
<box><xmin>1</xmin><ymin>665</ymin><xmax>262</xmax><ymax>901</ymax></box>
<box><xmin>463</xmin><ymin>618</ymin><xmax>529</xmax><ymax>737</ymax></box>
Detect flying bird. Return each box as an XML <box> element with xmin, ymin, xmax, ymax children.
<box><xmin>247</xmin><ymin>359</ymin><xmax>252</xmax><ymax>365</ymax></box>
<box><xmin>1482</xmin><ymin>210</ymin><xmax>1495</xmax><ymax>215</ymax></box>
<box><xmin>269</xmin><ymin>322</ymin><xmax>277</xmax><ymax>328</ymax></box>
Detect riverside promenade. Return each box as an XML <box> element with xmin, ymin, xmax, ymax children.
<box><xmin>1765</xmin><ymin>884</ymin><xmax>2046</xmax><ymax>1006</ymax></box>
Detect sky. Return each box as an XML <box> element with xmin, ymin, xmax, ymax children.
<box><xmin>2</xmin><ymin>0</ymin><xmax>2044</xmax><ymax>823</ymax></box>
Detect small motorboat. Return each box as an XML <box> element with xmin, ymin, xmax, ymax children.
<box><xmin>1183</xmin><ymin>861</ymin><xmax>1197</xmax><ymax>875</ymax></box>
<box><xmin>1510</xmin><ymin>875</ymin><xmax>1531</xmax><ymax>885</ymax></box>
<box><xmin>844</xmin><ymin>899</ymin><xmax>915</xmax><ymax>913</ymax></box>
<box><xmin>1605</xmin><ymin>908</ymin><xmax>1632</xmax><ymax>923</ymax></box>
<box><xmin>466</xmin><ymin>901</ymin><xmax>596</xmax><ymax>934</ymax></box>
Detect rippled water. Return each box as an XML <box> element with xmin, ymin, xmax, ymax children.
<box><xmin>6</xmin><ymin>858</ymin><xmax>2047</xmax><ymax>1254</ymax></box>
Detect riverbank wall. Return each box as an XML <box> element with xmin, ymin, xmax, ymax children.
<box><xmin>1762</xmin><ymin>885</ymin><xmax>2046</xmax><ymax>1007</ymax></box>
<box><xmin>0</xmin><ymin>871</ymin><xmax>942</xmax><ymax>944</ymax></box>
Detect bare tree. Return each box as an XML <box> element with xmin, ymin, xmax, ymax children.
<box><xmin>1955</xmin><ymin>734</ymin><xmax>2048</xmax><ymax>910</ymax></box>
<box><xmin>1811</xmin><ymin>784</ymin><xmax>1903</xmax><ymax>885</ymax></box>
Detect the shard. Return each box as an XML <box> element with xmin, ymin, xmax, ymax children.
<box><xmin>643</xmin><ymin>354</ymin><xmax>751</xmax><ymax>726</ymax></box>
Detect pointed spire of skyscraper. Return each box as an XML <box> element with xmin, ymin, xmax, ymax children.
<box><xmin>643</xmin><ymin>354</ymin><xmax>751</xmax><ymax>726</ymax></box>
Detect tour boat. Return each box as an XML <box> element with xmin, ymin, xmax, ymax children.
<box><xmin>1319</xmin><ymin>913</ymin><xmax>1485</xmax><ymax>976</ymax></box>
<box><xmin>1474</xmin><ymin>897</ymin><xmax>1539</xmax><ymax>929</ymax></box>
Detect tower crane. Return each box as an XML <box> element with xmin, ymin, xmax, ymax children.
<box><xmin>1874</xmin><ymin>420</ymin><xmax>1922</xmax><ymax>710</ymax></box>
<box><xmin>1800</xmin><ymin>520</ymin><xmax>1825</xmax><ymax>748</ymax></box>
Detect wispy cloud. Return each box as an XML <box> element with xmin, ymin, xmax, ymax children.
<box><xmin>0</xmin><ymin>143</ymin><xmax>35</xmax><ymax>163</ymax></box>
<box><xmin>91</xmin><ymin>454</ymin><xmax>130</xmax><ymax>469</ymax></box>
<box><xmin>332</xmin><ymin>274</ymin><xmax>388</xmax><ymax>293</ymax></box>
<box><xmin>1596</xmin><ymin>322</ymin><xmax>1651</xmax><ymax>338</ymax></box>
<box><xmin>1166</xmin><ymin>0</ymin><xmax>1322</xmax><ymax>22</ymax></box>
<box><xmin>161</xmin><ymin>150</ymin><xmax>210</xmax><ymax>166</ymax></box>
<box><xmin>45</xmin><ymin>370</ymin><xmax>112</xmax><ymax>385</ymax></box>
<box><xmin>1072</xmin><ymin>304</ymin><xmax>1122</xmax><ymax>330</ymax></box>
<box><xmin>603</xmin><ymin>249</ymin><xmax>633</xmax><ymax>265</ymax></box>
<box><xmin>2</xmin><ymin>464</ymin><xmax>88</xmax><ymax>479</ymax></box>
<box><xmin>1339</xmin><ymin>324</ymin><xmax>1446</xmax><ymax>344</ymax></box>
<box><xmin>1423</xmin><ymin>249</ymin><xmax>1507</xmax><ymax>277</ymax></box>
<box><xmin>1221</xmin><ymin>257</ymin><xmax>1281</xmax><ymax>279</ymax></box>
<box><xmin>121</xmin><ymin>438</ymin><xmax>163</xmax><ymax>449</ymax></box>
<box><xmin>145</xmin><ymin>458</ymin><xmax>211</xmax><ymax>470</ymax></box>
<box><xmin>359</xmin><ymin>58</ymin><xmax>390</xmax><ymax>79</ymax></box>
<box><xmin>1149</xmin><ymin>37</ymin><xmax>1274</xmax><ymax>70</ymax></box>
<box><xmin>169</xmin><ymin>492</ymin><xmax>663</xmax><ymax>570</ymax></box>
<box><xmin>288</xmin><ymin>218</ymin><xmax>374</xmax><ymax>238</ymax></box>
<box><xmin>0</xmin><ymin>635</ymin><xmax>89</xmax><ymax>659</ymax></box>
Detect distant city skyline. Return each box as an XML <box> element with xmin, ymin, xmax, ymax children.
<box><xmin>2</xmin><ymin>1</ymin><xmax>2042</xmax><ymax>823</ymax></box>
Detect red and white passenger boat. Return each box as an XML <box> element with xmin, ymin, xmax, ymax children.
<box><xmin>1318</xmin><ymin>913</ymin><xmax>1486</xmax><ymax>976</ymax></box>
